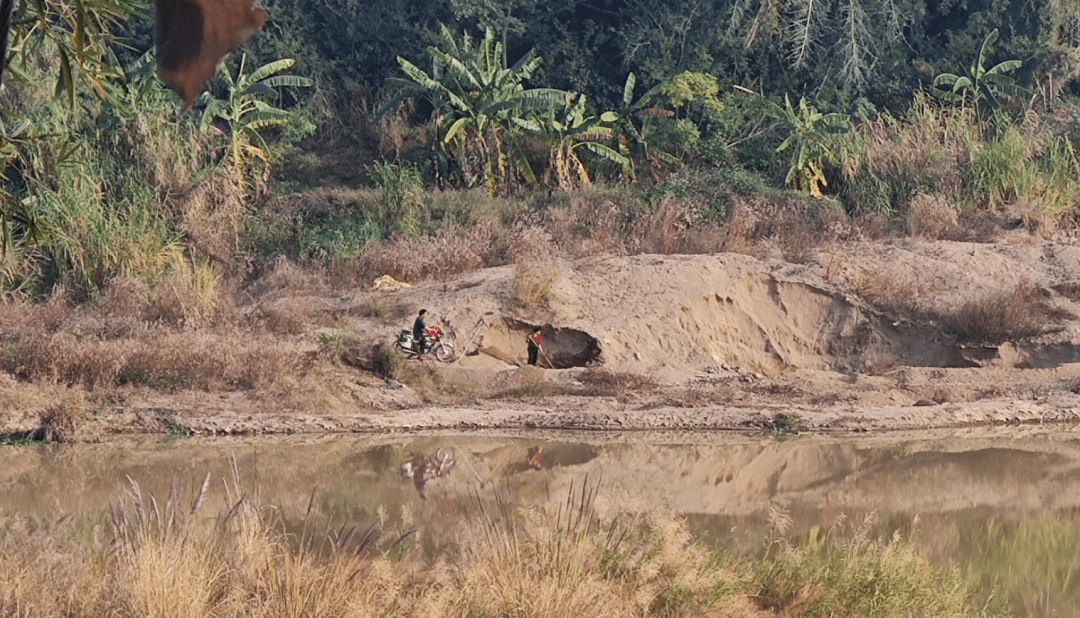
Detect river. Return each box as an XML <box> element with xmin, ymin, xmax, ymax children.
<box><xmin>3</xmin><ymin>424</ymin><xmax>1080</xmax><ymax>617</ymax></box>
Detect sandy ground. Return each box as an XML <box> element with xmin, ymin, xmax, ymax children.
<box><xmin>6</xmin><ymin>233</ymin><xmax>1080</xmax><ymax>436</ymax></box>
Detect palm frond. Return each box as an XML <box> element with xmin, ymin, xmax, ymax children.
<box><xmin>786</xmin><ymin>0</ymin><xmax>827</xmax><ymax>69</ymax></box>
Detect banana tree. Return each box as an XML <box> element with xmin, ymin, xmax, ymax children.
<box><xmin>765</xmin><ymin>95</ymin><xmax>849</xmax><ymax>198</ymax></box>
<box><xmin>383</xmin><ymin>25</ymin><xmax>566</xmax><ymax>194</ymax></box>
<box><xmin>933</xmin><ymin>29</ymin><xmax>1025</xmax><ymax>117</ymax></box>
<box><xmin>601</xmin><ymin>73</ymin><xmax>680</xmax><ymax>179</ymax></box>
<box><xmin>537</xmin><ymin>93</ymin><xmax>629</xmax><ymax>189</ymax></box>
<box><xmin>198</xmin><ymin>54</ymin><xmax>312</xmax><ymax>188</ymax></box>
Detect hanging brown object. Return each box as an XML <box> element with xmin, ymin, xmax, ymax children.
<box><xmin>154</xmin><ymin>0</ymin><xmax>266</xmax><ymax>110</ymax></box>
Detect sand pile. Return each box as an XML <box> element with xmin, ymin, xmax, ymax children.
<box><xmin>369</xmin><ymin>238</ymin><xmax>1080</xmax><ymax>386</ymax></box>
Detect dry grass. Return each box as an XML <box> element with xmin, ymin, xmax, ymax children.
<box><xmin>845</xmin><ymin>258</ymin><xmax>1057</xmax><ymax>344</ymax></box>
<box><xmin>510</xmin><ymin>225</ymin><xmax>563</xmax><ymax>308</ymax></box>
<box><xmin>32</xmin><ymin>391</ymin><xmax>97</xmax><ymax>443</ymax></box>
<box><xmin>349</xmin><ymin>224</ymin><xmax>494</xmax><ymax>287</ymax></box>
<box><xmin>0</xmin><ymin>472</ymin><xmax>991</xmax><ymax>618</ymax></box>
<box><xmin>908</xmin><ymin>192</ymin><xmax>961</xmax><ymax>239</ymax></box>
<box><xmin>721</xmin><ymin>195</ymin><xmax>857</xmax><ymax>262</ymax></box>
<box><xmin>0</xmin><ymin>327</ymin><xmax>302</xmax><ymax>391</ymax></box>
<box><xmin>576</xmin><ymin>369</ymin><xmax>661</xmax><ymax>400</ymax></box>
<box><xmin>941</xmin><ymin>283</ymin><xmax>1054</xmax><ymax>344</ymax></box>
<box><xmin>839</xmin><ymin>95</ymin><xmax>977</xmax><ymax>217</ymax></box>
<box><xmin>754</xmin><ymin>509</ymin><xmax>976</xmax><ymax>618</ymax></box>
<box><xmin>845</xmin><ymin>260</ymin><xmax>937</xmax><ymax>317</ymax></box>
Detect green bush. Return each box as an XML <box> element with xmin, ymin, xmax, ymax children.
<box><xmin>755</xmin><ymin>518</ymin><xmax>985</xmax><ymax>618</ymax></box>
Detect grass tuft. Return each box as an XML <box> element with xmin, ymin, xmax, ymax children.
<box><xmin>33</xmin><ymin>392</ymin><xmax>95</xmax><ymax>443</ymax></box>
<box><xmin>754</xmin><ymin>509</ymin><xmax>980</xmax><ymax>618</ymax></box>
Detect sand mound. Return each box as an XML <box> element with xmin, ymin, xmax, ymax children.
<box><xmin>365</xmin><ymin>239</ymin><xmax>1080</xmax><ymax>384</ymax></box>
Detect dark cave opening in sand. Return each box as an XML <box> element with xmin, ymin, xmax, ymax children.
<box><xmin>535</xmin><ymin>324</ymin><xmax>603</xmax><ymax>369</ymax></box>
<box><xmin>473</xmin><ymin>318</ymin><xmax>602</xmax><ymax>368</ymax></box>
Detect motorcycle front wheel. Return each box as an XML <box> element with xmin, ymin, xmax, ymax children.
<box><xmin>433</xmin><ymin>342</ymin><xmax>455</xmax><ymax>362</ymax></box>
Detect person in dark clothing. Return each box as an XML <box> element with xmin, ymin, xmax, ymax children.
<box><xmin>413</xmin><ymin>309</ymin><xmax>428</xmax><ymax>354</ymax></box>
<box><xmin>526</xmin><ymin>326</ymin><xmax>542</xmax><ymax>366</ymax></box>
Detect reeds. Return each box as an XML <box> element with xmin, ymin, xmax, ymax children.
<box><xmin>0</xmin><ymin>472</ymin><xmax>993</xmax><ymax>618</ymax></box>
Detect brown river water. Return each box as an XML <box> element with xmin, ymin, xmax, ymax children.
<box><xmin>3</xmin><ymin>425</ymin><xmax>1080</xmax><ymax>617</ymax></box>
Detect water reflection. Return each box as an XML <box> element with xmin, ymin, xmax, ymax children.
<box><xmin>2</xmin><ymin>425</ymin><xmax>1080</xmax><ymax>617</ymax></box>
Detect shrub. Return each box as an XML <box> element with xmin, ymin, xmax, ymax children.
<box><xmin>908</xmin><ymin>192</ymin><xmax>960</xmax><ymax>239</ymax></box>
<box><xmin>755</xmin><ymin>510</ymin><xmax>980</xmax><ymax>618</ymax></box>
<box><xmin>964</xmin><ymin>123</ymin><xmax>1038</xmax><ymax>211</ymax></box>
<box><xmin>33</xmin><ymin>393</ymin><xmax>96</xmax><ymax>443</ymax></box>
<box><xmin>370</xmin><ymin>342</ymin><xmax>407</xmax><ymax>380</ymax></box>
<box><xmin>369</xmin><ymin>161</ymin><xmax>425</xmax><ymax>240</ymax></box>
<box><xmin>838</xmin><ymin>94</ymin><xmax>977</xmax><ymax>218</ymax></box>
<box><xmin>942</xmin><ymin>282</ymin><xmax>1052</xmax><ymax>344</ymax></box>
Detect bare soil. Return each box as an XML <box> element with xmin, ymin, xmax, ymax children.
<box><xmin>6</xmin><ymin>232</ymin><xmax>1080</xmax><ymax>437</ymax></box>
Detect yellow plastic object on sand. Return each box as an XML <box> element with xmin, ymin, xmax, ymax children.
<box><xmin>372</xmin><ymin>275</ymin><xmax>413</xmax><ymax>291</ymax></box>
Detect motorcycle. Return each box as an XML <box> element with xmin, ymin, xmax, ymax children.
<box><xmin>395</xmin><ymin>325</ymin><xmax>456</xmax><ymax>362</ymax></box>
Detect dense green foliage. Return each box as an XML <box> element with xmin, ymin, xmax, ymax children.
<box><xmin>116</xmin><ymin>0</ymin><xmax>1080</xmax><ymax>110</ymax></box>
<box><xmin>4</xmin><ymin>0</ymin><xmax>1080</xmax><ymax>300</ymax></box>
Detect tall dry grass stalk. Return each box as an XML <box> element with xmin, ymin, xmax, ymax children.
<box><xmin>509</xmin><ymin>225</ymin><xmax>562</xmax><ymax>308</ymax></box>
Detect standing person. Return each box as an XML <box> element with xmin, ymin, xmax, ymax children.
<box><xmin>413</xmin><ymin>309</ymin><xmax>428</xmax><ymax>355</ymax></box>
<box><xmin>526</xmin><ymin>326</ymin><xmax>542</xmax><ymax>366</ymax></box>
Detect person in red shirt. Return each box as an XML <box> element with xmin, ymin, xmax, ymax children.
<box><xmin>527</xmin><ymin>326</ymin><xmax>542</xmax><ymax>366</ymax></box>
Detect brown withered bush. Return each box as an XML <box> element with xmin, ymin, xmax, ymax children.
<box><xmin>847</xmin><ymin>265</ymin><xmax>930</xmax><ymax>317</ymax></box>
<box><xmin>351</xmin><ymin>224</ymin><xmax>494</xmax><ymax>286</ymax></box>
<box><xmin>908</xmin><ymin>192</ymin><xmax>960</xmax><ymax>239</ymax></box>
<box><xmin>545</xmin><ymin>190</ymin><xmax>637</xmax><ymax>257</ymax></box>
<box><xmin>244</xmin><ymin>257</ymin><xmax>330</xmax><ymax>334</ymax></box>
<box><xmin>543</xmin><ymin>191</ymin><xmax>726</xmax><ymax>258</ymax></box>
<box><xmin>635</xmin><ymin>198</ymin><xmax>708</xmax><ymax>255</ymax></box>
<box><xmin>0</xmin><ymin>328</ymin><xmax>299</xmax><ymax>391</ymax></box>
<box><xmin>942</xmin><ymin>282</ymin><xmax>1054</xmax><ymax>344</ymax></box>
<box><xmin>142</xmin><ymin>259</ymin><xmax>226</xmax><ymax>328</ymax></box>
<box><xmin>33</xmin><ymin>393</ymin><xmax>97</xmax><ymax>443</ymax></box>
<box><xmin>509</xmin><ymin>225</ymin><xmax>562</xmax><ymax>308</ymax></box>
<box><xmin>722</xmin><ymin>195</ymin><xmax>855</xmax><ymax>262</ymax></box>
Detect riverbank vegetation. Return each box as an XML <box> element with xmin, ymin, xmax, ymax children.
<box><xmin>0</xmin><ymin>475</ymin><xmax>992</xmax><ymax>618</ymax></box>
<box><xmin>4</xmin><ymin>0</ymin><xmax>1080</xmax><ymax>311</ymax></box>
<box><xmin>1</xmin><ymin>2</ymin><xmax>1080</xmax><ymax>429</ymax></box>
